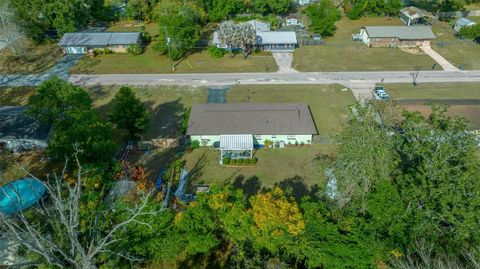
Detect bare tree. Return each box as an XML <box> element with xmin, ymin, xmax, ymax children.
<box><xmin>0</xmin><ymin>152</ymin><xmax>156</xmax><ymax>269</ymax></box>
<box><xmin>0</xmin><ymin>0</ymin><xmax>23</xmax><ymax>55</ymax></box>
<box><xmin>390</xmin><ymin>240</ymin><xmax>480</xmax><ymax>269</ymax></box>
<box><xmin>218</xmin><ymin>20</ymin><xmax>256</xmax><ymax>53</ymax></box>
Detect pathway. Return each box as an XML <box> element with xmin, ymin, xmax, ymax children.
<box><xmin>272</xmin><ymin>52</ymin><xmax>298</xmax><ymax>73</ymax></box>
<box><xmin>421</xmin><ymin>46</ymin><xmax>459</xmax><ymax>71</ymax></box>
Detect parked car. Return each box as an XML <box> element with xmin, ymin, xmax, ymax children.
<box><xmin>374</xmin><ymin>85</ymin><xmax>389</xmax><ymax>100</ymax></box>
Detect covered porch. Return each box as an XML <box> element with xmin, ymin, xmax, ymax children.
<box><xmin>219</xmin><ymin>135</ymin><xmax>254</xmax><ymax>164</ymax></box>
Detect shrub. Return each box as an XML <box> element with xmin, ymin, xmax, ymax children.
<box><xmin>251</xmin><ymin>157</ymin><xmax>258</xmax><ymax>164</ymax></box>
<box><xmin>92</xmin><ymin>49</ymin><xmax>103</xmax><ymax>56</ymax></box>
<box><xmin>244</xmin><ymin>158</ymin><xmax>251</xmax><ymax>165</ymax></box>
<box><xmin>102</xmin><ymin>48</ymin><xmax>112</xmax><ymax>54</ymax></box>
<box><xmin>191</xmin><ymin>140</ymin><xmax>200</xmax><ymax>150</ymax></box>
<box><xmin>460</xmin><ymin>24</ymin><xmax>480</xmax><ymax>39</ymax></box>
<box><xmin>222</xmin><ymin>158</ymin><xmax>230</xmax><ymax>165</ymax></box>
<box><xmin>141</xmin><ymin>31</ymin><xmax>152</xmax><ymax>43</ymax></box>
<box><xmin>180</xmin><ymin>108</ymin><xmax>191</xmax><ymax>135</ymax></box>
<box><xmin>208</xmin><ymin>45</ymin><xmax>225</xmax><ymax>58</ymax></box>
<box><xmin>127</xmin><ymin>44</ymin><xmax>143</xmax><ymax>56</ymax></box>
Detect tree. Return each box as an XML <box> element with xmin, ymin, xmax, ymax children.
<box><xmin>460</xmin><ymin>24</ymin><xmax>480</xmax><ymax>39</ymax></box>
<box><xmin>304</xmin><ymin>0</ymin><xmax>341</xmax><ymax>37</ymax></box>
<box><xmin>27</xmin><ymin>77</ymin><xmax>92</xmax><ymax>125</ymax></box>
<box><xmin>154</xmin><ymin>0</ymin><xmax>205</xmax><ymax>61</ymax></box>
<box><xmin>217</xmin><ymin>20</ymin><xmax>256</xmax><ymax>52</ymax></box>
<box><xmin>47</xmin><ymin>110</ymin><xmax>117</xmax><ymax>165</ymax></box>
<box><xmin>254</xmin><ymin>0</ymin><xmax>291</xmax><ymax>14</ymax></box>
<box><xmin>109</xmin><ymin>86</ymin><xmax>150</xmax><ymax>140</ymax></box>
<box><xmin>198</xmin><ymin>0</ymin><xmax>244</xmax><ymax>21</ymax></box>
<box><xmin>0</xmin><ymin>0</ymin><xmax>24</xmax><ymax>55</ymax></box>
<box><xmin>0</xmin><ymin>155</ymin><xmax>156</xmax><ymax>268</ymax></box>
<box><xmin>394</xmin><ymin>106</ymin><xmax>480</xmax><ymax>254</ymax></box>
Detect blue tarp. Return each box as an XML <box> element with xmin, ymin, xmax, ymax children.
<box><xmin>0</xmin><ymin>178</ymin><xmax>46</xmax><ymax>215</ymax></box>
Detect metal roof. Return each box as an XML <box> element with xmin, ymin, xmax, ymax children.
<box><xmin>256</xmin><ymin>31</ymin><xmax>297</xmax><ymax>44</ymax></box>
<box><xmin>364</xmin><ymin>26</ymin><xmax>436</xmax><ymax>40</ymax></box>
<box><xmin>247</xmin><ymin>20</ymin><xmax>270</xmax><ymax>32</ymax></box>
<box><xmin>456</xmin><ymin>17</ymin><xmax>476</xmax><ymax>26</ymax></box>
<box><xmin>187</xmin><ymin>103</ymin><xmax>317</xmax><ymax>135</ymax></box>
<box><xmin>0</xmin><ymin>106</ymin><xmax>51</xmax><ymax>140</ymax></box>
<box><xmin>400</xmin><ymin>6</ymin><xmax>429</xmax><ymax>20</ymax></box>
<box><xmin>220</xmin><ymin>135</ymin><xmax>254</xmax><ymax>151</ymax></box>
<box><xmin>58</xmin><ymin>32</ymin><xmax>140</xmax><ymax>46</ymax></box>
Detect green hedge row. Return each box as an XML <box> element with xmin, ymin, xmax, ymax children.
<box><xmin>222</xmin><ymin>158</ymin><xmax>258</xmax><ymax>166</ymax></box>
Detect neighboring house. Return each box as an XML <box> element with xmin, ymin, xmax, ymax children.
<box><xmin>358</xmin><ymin>26</ymin><xmax>435</xmax><ymax>47</ymax></box>
<box><xmin>296</xmin><ymin>0</ymin><xmax>314</xmax><ymax>5</ymax></box>
<box><xmin>186</xmin><ymin>103</ymin><xmax>317</xmax><ymax>149</ymax></box>
<box><xmin>58</xmin><ymin>32</ymin><xmax>141</xmax><ymax>54</ymax></box>
<box><xmin>400</xmin><ymin>6</ymin><xmax>430</xmax><ymax>26</ymax></box>
<box><xmin>286</xmin><ymin>15</ymin><xmax>298</xmax><ymax>26</ymax></box>
<box><xmin>212</xmin><ymin>20</ymin><xmax>297</xmax><ymax>52</ymax></box>
<box><xmin>0</xmin><ymin>106</ymin><xmax>51</xmax><ymax>152</ymax></box>
<box><xmin>454</xmin><ymin>17</ymin><xmax>477</xmax><ymax>32</ymax></box>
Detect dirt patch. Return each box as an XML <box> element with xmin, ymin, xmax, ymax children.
<box><xmin>398</xmin><ymin>99</ymin><xmax>480</xmax><ymax>130</ymax></box>
<box><xmin>400</xmin><ymin>47</ymin><xmax>425</xmax><ymax>55</ymax></box>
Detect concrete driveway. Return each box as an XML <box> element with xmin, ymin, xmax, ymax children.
<box><xmin>272</xmin><ymin>52</ymin><xmax>298</xmax><ymax>73</ymax></box>
<box><xmin>421</xmin><ymin>46</ymin><xmax>458</xmax><ymax>71</ymax></box>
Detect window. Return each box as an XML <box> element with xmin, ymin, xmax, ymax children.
<box><xmin>271</xmin><ymin>135</ymin><xmax>277</xmax><ymax>139</ymax></box>
<box><xmin>287</xmin><ymin>135</ymin><xmax>296</xmax><ymax>140</ymax></box>
<box><xmin>255</xmin><ymin>135</ymin><xmax>262</xmax><ymax>140</ymax></box>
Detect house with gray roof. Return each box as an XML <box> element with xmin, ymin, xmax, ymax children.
<box><xmin>187</xmin><ymin>103</ymin><xmax>317</xmax><ymax>150</ymax></box>
<box><xmin>358</xmin><ymin>26</ymin><xmax>436</xmax><ymax>47</ymax></box>
<box><xmin>212</xmin><ymin>20</ymin><xmax>297</xmax><ymax>52</ymax></box>
<box><xmin>58</xmin><ymin>32</ymin><xmax>141</xmax><ymax>54</ymax></box>
<box><xmin>0</xmin><ymin>106</ymin><xmax>52</xmax><ymax>152</ymax></box>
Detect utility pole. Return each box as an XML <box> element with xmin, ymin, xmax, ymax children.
<box><xmin>164</xmin><ymin>26</ymin><xmax>175</xmax><ymax>72</ymax></box>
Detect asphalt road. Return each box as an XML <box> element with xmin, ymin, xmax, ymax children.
<box><xmin>2</xmin><ymin>70</ymin><xmax>480</xmax><ymax>88</ymax></box>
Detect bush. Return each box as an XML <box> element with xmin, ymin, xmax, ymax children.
<box><xmin>127</xmin><ymin>44</ymin><xmax>143</xmax><ymax>56</ymax></box>
<box><xmin>141</xmin><ymin>31</ymin><xmax>152</xmax><ymax>43</ymax></box>
<box><xmin>102</xmin><ymin>48</ymin><xmax>112</xmax><ymax>54</ymax></box>
<box><xmin>460</xmin><ymin>24</ymin><xmax>480</xmax><ymax>39</ymax></box>
<box><xmin>180</xmin><ymin>108</ymin><xmax>191</xmax><ymax>135</ymax></box>
<box><xmin>251</xmin><ymin>157</ymin><xmax>258</xmax><ymax>164</ymax></box>
<box><xmin>222</xmin><ymin>158</ymin><xmax>230</xmax><ymax>165</ymax></box>
<box><xmin>191</xmin><ymin>140</ymin><xmax>200</xmax><ymax>150</ymax></box>
<box><xmin>244</xmin><ymin>158</ymin><xmax>251</xmax><ymax>165</ymax></box>
<box><xmin>208</xmin><ymin>45</ymin><xmax>225</xmax><ymax>58</ymax></box>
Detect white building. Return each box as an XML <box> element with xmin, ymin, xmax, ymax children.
<box><xmin>286</xmin><ymin>15</ymin><xmax>298</xmax><ymax>26</ymax></box>
<box><xmin>187</xmin><ymin>103</ymin><xmax>317</xmax><ymax>148</ymax></box>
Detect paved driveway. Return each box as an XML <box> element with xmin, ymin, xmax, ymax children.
<box><xmin>421</xmin><ymin>46</ymin><xmax>458</xmax><ymax>71</ymax></box>
<box><xmin>272</xmin><ymin>52</ymin><xmax>297</xmax><ymax>73</ymax></box>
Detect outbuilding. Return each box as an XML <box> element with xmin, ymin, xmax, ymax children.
<box><xmin>186</xmin><ymin>103</ymin><xmax>317</xmax><ymax>148</ymax></box>
<box><xmin>454</xmin><ymin>17</ymin><xmax>477</xmax><ymax>32</ymax></box>
<box><xmin>58</xmin><ymin>32</ymin><xmax>141</xmax><ymax>54</ymax></box>
<box><xmin>400</xmin><ymin>6</ymin><xmax>430</xmax><ymax>26</ymax></box>
<box><xmin>358</xmin><ymin>26</ymin><xmax>435</xmax><ymax>47</ymax></box>
<box><xmin>0</xmin><ymin>106</ymin><xmax>51</xmax><ymax>152</ymax></box>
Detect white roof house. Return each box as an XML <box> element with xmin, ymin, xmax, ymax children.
<box><xmin>58</xmin><ymin>32</ymin><xmax>141</xmax><ymax>54</ymax></box>
<box><xmin>454</xmin><ymin>18</ymin><xmax>477</xmax><ymax>32</ymax></box>
<box><xmin>212</xmin><ymin>20</ymin><xmax>297</xmax><ymax>51</ymax></box>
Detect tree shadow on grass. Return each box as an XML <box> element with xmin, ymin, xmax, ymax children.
<box><xmin>232</xmin><ymin>175</ymin><xmax>263</xmax><ymax>199</ymax></box>
<box><xmin>274</xmin><ymin>175</ymin><xmax>322</xmax><ymax>203</ymax></box>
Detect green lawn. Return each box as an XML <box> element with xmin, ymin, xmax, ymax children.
<box><xmin>106</xmin><ymin>21</ymin><xmax>159</xmax><ymax>36</ymax></box>
<box><xmin>468</xmin><ymin>16</ymin><xmax>480</xmax><ymax>23</ymax></box>
<box><xmin>184</xmin><ymin>144</ymin><xmax>336</xmax><ymax>188</ymax></box>
<box><xmin>431</xmin><ymin>21</ymin><xmax>480</xmax><ymax>70</ymax></box>
<box><xmin>385</xmin><ymin>82</ymin><xmax>480</xmax><ymax>99</ymax></box>
<box><xmin>293</xmin><ymin>17</ymin><xmax>441</xmax><ymax>72</ymax></box>
<box><xmin>466</xmin><ymin>3</ymin><xmax>480</xmax><ymax>10</ymax></box>
<box><xmin>71</xmin><ymin>47</ymin><xmax>278</xmax><ymax>74</ymax></box>
<box><xmin>228</xmin><ymin>84</ymin><xmax>356</xmax><ymax>138</ymax></box>
<box><xmin>385</xmin><ymin>82</ymin><xmax>480</xmax><ymax>130</ymax></box>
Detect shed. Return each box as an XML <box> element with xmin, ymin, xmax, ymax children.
<box><xmin>400</xmin><ymin>6</ymin><xmax>430</xmax><ymax>26</ymax></box>
<box><xmin>454</xmin><ymin>17</ymin><xmax>477</xmax><ymax>32</ymax></box>
<box><xmin>0</xmin><ymin>106</ymin><xmax>51</xmax><ymax>152</ymax></box>
<box><xmin>58</xmin><ymin>32</ymin><xmax>141</xmax><ymax>54</ymax></box>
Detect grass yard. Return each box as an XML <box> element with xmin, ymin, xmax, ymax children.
<box><xmin>431</xmin><ymin>21</ymin><xmax>480</xmax><ymax>70</ymax></box>
<box><xmin>71</xmin><ymin>48</ymin><xmax>278</xmax><ymax>74</ymax></box>
<box><xmin>228</xmin><ymin>84</ymin><xmax>356</xmax><ymax>138</ymax></box>
<box><xmin>468</xmin><ymin>16</ymin><xmax>480</xmax><ymax>23</ymax></box>
<box><xmin>184</xmin><ymin>144</ymin><xmax>336</xmax><ymax>188</ymax></box>
<box><xmin>106</xmin><ymin>21</ymin><xmax>159</xmax><ymax>36</ymax></box>
<box><xmin>0</xmin><ymin>152</ymin><xmax>55</xmax><ymax>185</ymax></box>
<box><xmin>385</xmin><ymin>82</ymin><xmax>480</xmax><ymax>130</ymax></box>
<box><xmin>466</xmin><ymin>3</ymin><xmax>480</xmax><ymax>10</ymax></box>
<box><xmin>0</xmin><ymin>40</ymin><xmax>62</xmax><ymax>74</ymax></box>
<box><xmin>293</xmin><ymin>17</ymin><xmax>441</xmax><ymax>72</ymax></box>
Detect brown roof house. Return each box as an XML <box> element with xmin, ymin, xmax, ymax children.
<box><xmin>187</xmin><ymin>103</ymin><xmax>317</xmax><ymax>160</ymax></box>
<box><xmin>357</xmin><ymin>26</ymin><xmax>436</xmax><ymax>47</ymax></box>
